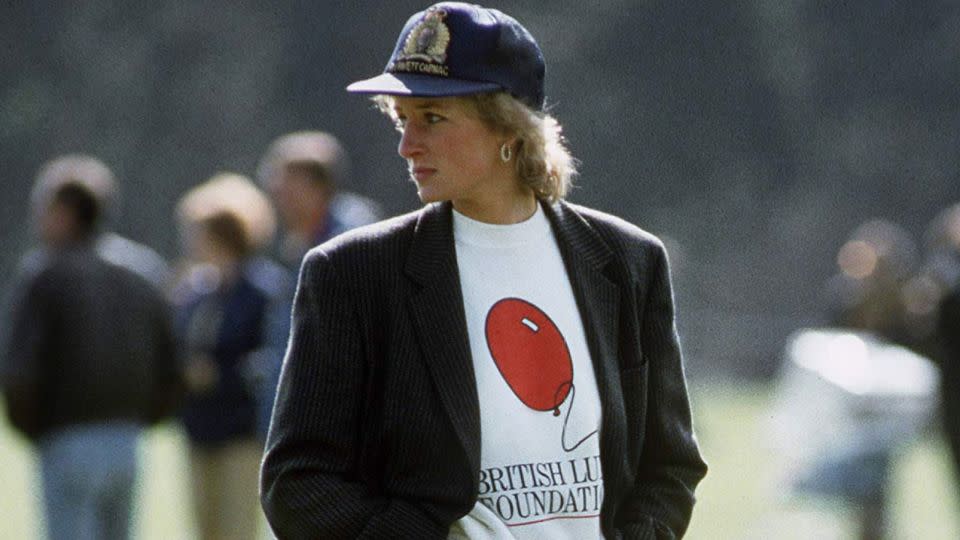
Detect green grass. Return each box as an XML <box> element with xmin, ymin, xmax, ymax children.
<box><xmin>685</xmin><ymin>382</ymin><xmax>960</xmax><ymax>540</ymax></box>
<box><xmin>0</xmin><ymin>419</ymin><xmax>268</xmax><ymax>540</ymax></box>
<box><xmin>2</xmin><ymin>383</ymin><xmax>958</xmax><ymax>539</ymax></box>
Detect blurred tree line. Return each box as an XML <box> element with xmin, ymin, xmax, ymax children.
<box><xmin>1</xmin><ymin>1</ymin><xmax>958</xmax><ymax>378</ymax></box>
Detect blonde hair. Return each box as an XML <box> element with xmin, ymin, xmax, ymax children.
<box><xmin>176</xmin><ymin>172</ymin><xmax>277</xmax><ymax>255</ymax></box>
<box><xmin>375</xmin><ymin>92</ymin><xmax>576</xmax><ymax>202</ymax></box>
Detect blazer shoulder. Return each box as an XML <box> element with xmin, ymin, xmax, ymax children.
<box><xmin>300</xmin><ymin>207</ymin><xmax>422</xmax><ymax>283</ymax></box>
<box><xmin>563</xmin><ymin>202</ymin><xmax>666</xmax><ymax>258</ymax></box>
<box><xmin>312</xmin><ymin>208</ymin><xmax>416</xmax><ymax>253</ymax></box>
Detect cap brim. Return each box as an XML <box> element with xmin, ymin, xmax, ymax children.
<box><xmin>346</xmin><ymin>72</ymin><xmax>502</xmax><ymax>98</ymax></box>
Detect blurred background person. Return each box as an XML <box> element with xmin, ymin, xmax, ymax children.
<box><xmin>22</xmin><ymin>154</ymin><xmax>171</xmax><ymax>290</ymax></box>
<box><xmin>250</xmin><ymin>131</ymin><xmax>382</xmax><ymax>439</ymax></box>
<box><xmin>815</xmin><ymin>218</ymin><xmax>923</xmax><ymax>539</ymax></box>
<box><xmin>0</xmin><ymin>162</ymin><xmax>182</xmax><ymax>540</ymax></box>
<box><xmin>172</xmin><ymin>173</ymin><xmax>282</xmax><ymax>540</ymax></box>
<box><xmin>256</xmin><ymin>130</ymin><xmax>382</xmax><ymax>265</ymax></box>
<box><xmin>824</xmin><ymin>218</ymin><xmax>920</xmax><ymax>349</ymax></box>
<box><xmin>934</xmin><ymin>204</ymin><xmax>960</xmax><ymax>503</ymax></box>
<box><xmin>892</xmin><ymin>206</ymin><xmax>960</xmax><ymax>361</ymax></box>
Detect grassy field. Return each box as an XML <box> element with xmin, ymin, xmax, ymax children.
<box><xmin>685</xmin><ymin>382</ymin><xmax>960</xmax><ymax>540</ymax></box>
<box><xmin>1</xmin><ymin>381</ymin><xmax>958</xmax><ymax>539</ymax></box>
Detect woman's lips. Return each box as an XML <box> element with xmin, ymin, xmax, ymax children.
<box><xmin>411</xmin><ymin>167</ymin><xmax>436</xmax><ymax>182</ymax></box>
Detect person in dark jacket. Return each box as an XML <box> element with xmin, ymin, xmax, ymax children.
<box><xmin>261</xmin><ymin>3</ymin><xmax>707</xmax><ymax>539</ymax></box>
<box><xmin>173</xmin><ymin>173</ymin><xmax>282</xmax><ymax>540</ymax></box>
<box><xmin>1</xmin><ymin>168</ymin><xmax>181</xmax><ymax>540</ymax></box>
<box><xmin>20</xmin><ymin>154</ymin><xmax>172</xmax><ymax>290</ymax></box>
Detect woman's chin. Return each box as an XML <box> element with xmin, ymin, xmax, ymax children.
<box><xmin>416</xmin><ymin>188</ymin><xmax>445</xmax><ymax>204</ymax></box>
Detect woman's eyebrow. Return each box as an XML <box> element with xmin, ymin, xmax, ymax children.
<box><xmin>394</xmin><ymin>100</ymin><xmax>447</xmax><ymax>116</ymax></box>
<box><xmin>413</xmin><ymin>100</ymin><xmax>445</xmax><ymax>110</ymax></box>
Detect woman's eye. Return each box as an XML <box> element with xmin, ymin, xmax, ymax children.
<box><xmin>426</xmin><ymin>113</ymin><xmax>444</xmax><ymax>124</ymax></box>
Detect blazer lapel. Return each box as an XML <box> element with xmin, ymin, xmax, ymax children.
<box><xmin>542</xmin><ymin>201</ymin><xmax>626</xmax><ymax>485</ymax></box>
<box><xmin>404</xmin><ymin>202</ymin><xmax>482</xmax><ymax>477</ymax></box>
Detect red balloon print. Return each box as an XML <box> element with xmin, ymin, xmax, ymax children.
<box><xmin>485</xmin><ymin>298</ymin><xmax>573</xmax><ymax>415</ymax></box>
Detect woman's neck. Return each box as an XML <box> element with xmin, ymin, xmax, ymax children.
<box><xmin>452</xmin><ymin>186</ymin><xmax>537</xmax><ymax>225</ymax></box>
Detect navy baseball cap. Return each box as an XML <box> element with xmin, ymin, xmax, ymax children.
<box><xmin>346</xmin><ymin>2</ymin><xmax>545</xmax><ymax>110</ymax></box>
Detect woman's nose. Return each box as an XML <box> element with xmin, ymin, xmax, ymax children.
<box><xmin>398</xmin><ymin>125</ymin><xmax>423</xmax><ymax>159</ymax></box>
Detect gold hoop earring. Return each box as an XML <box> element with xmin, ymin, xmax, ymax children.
<box><xmin>500</xmin><ymin>143</ymin><xmax>512</xmax><ymax>162</ymax></box>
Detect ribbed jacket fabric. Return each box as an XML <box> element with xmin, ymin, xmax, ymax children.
<box><xmin>261</xmin><ymin>200</ymin><xmax>707</xmax><ymax>539</ymax></box>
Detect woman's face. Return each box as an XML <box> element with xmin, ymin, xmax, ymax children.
<box><xmin>393</xmin><ymin>96</ymin><xmax>514</xmax><ymax>211</ymax></box>
<box><xmin>267</xmin><ymin>165</ymin><xmax>331</xmax><ymax>234</ymax></box>
<box><xmin>185</xmin><ymin>224</ymin><xmax>237</xmax><ymax>270</ymax></box>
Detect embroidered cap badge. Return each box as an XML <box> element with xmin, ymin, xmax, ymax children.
<box><xmin>389</xmin><ymin>8</ymin><xmax>451</xmax><ymax>77</ymax></box>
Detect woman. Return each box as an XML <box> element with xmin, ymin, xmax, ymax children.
<box><xmin>174</xmin><ymin>173</ymin><xmax>281</xmax><ymax>540</ymax></box>
<box><xmin>261</xmin><ymin>3</ymin><xmax>706</xmax><ymax>539</ymax></box>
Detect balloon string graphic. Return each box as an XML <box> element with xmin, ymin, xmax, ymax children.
<box><xmin>558</xmin><ymin>382</ymin><xmax>599</xmax><ymax>452</ymax></box>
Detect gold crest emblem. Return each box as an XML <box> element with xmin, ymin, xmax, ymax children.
<box><xmin>389</xmin><ymin>8</ymin><xmax>451</xmax><ymax>76</ymax></box>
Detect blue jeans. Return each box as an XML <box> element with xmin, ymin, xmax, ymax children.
<box><xmin>38</xmin><ymin>421</ymin><xmax>141</xmax><ymax>540</ymax></box>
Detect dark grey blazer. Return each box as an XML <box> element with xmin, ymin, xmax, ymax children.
<box><xmin>261</xmin><ymin>200</ymin><xmax>707</xmax><ymax>539</ymax></box>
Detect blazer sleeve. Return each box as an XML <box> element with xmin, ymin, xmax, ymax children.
<box><xmin>617</xmin><ymin>243</ymin><xmax>707</xmax><ymax>539</ymax></box>
<box><xmin>260</xmin><ymin>249</ymin><xmax>448</xmax><ymax>539</ymax></box>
